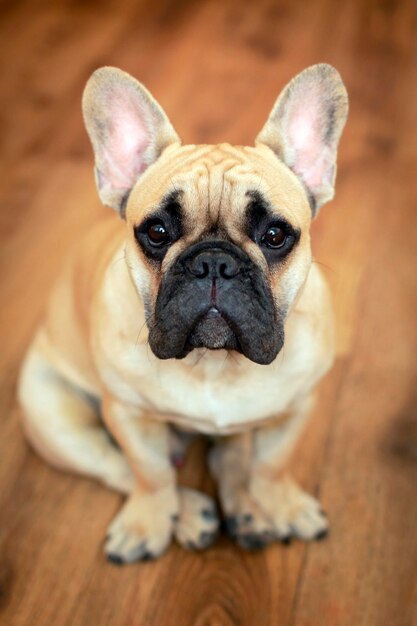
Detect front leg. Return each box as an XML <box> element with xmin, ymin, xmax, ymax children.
<box><xmin>102</xmin><ymin>394</ymin><xmax>179</xmax><ymax>564</ymax></box>
<box><xmin>210</xmin><ymin>395</ymin><xmax>328</xmax><ymax>549</ymax></box>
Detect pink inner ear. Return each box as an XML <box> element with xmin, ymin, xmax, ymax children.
<box><xmin>286</xmin><ymin>88</ymin><xmax>331</xmax><ymax>190</ymax></box>
<box><xmin>102</xmin><ymin>90</ymin><xmax>150</xmax><ymax>191</ymax></box>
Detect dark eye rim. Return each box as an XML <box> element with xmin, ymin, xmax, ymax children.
<box><xmin>245</xmin><ymin>191</ymin><xmax>300</xmax><ymax>256</ymax></box>
<box><xmin>134</xmin><ymin>213</ymin><xmax>181</xmax><ymax>263</ymax></box>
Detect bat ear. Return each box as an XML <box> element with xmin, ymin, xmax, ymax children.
<box><xmin>82</xmin><ymin>67</ymin><xmax>180</xmax><ymax>215</ymax></box>
<box><xmin>255</xmin><ymin>64</ymin><xmax>348</xmax><ymax>215</ymax></box>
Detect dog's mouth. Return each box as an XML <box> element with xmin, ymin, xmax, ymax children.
<box><xmin>186</xmin><ymin>306</ymin><xmax>241</xmax><ymax>352</ymax></box>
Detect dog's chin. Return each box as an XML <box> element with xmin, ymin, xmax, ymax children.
<box><xmin>186</xmin><ymin>307</ymin><xmax>240</xmax><ymax>352</ymax></box>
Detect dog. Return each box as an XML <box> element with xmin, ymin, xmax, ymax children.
<box><xmin>18</xmin><ymin>63</ymin><xmax>348</xmax><ymax>564</ymax></box>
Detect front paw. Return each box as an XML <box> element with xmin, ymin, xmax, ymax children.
<box><xmin>250</xmin><ymin>475</ymin><xmax>328</xmax><ymax>542</ymax></box>
<box><xmin>222</xmin><ymin>476</ymin><xmax>328</xmax><ymax>549</ymax></box>
<box><xmin>105</xmin><ymin>487</ymin><xmax>179</xmax><ymax>564</ymax></box>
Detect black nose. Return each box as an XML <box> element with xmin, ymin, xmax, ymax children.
<box><xmin>185</xmin><ymin>249</ymin><xmax>240</xmax><ymax>279</ymax></box>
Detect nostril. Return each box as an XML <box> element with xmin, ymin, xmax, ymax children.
<box><xmin>219</xmin><ymin>263</ymin><xmax>228</xmax><ymax>279</ymax></box>
<box><xmin>188</xmin><ymin>258</ymin><xmax>209</xmax><ymax>278</ymax></box>
<box><xmin>200</xmin><ymin>261</ymin><xmax>209</xmax><ymax>278</ymax></box>
<box><xmin>219</xmin><ymin>258</ymin><xmax>239</xmax><ymax>279</ymax></box>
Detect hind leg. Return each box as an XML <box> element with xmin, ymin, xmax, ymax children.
<box><xmin>18</xmin><ymin>342</ymin><xmax>135</xmax><ymax>494</ymax></box>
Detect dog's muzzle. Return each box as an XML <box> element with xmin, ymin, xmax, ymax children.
<box><xmin>148</xmin><ymin>240</ymin><xmax>284</xmax><ymax>365</ymax></box>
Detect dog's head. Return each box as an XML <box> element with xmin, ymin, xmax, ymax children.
<box><xmin>83</xmin><ymin>65</ymin><xmax>348</xmax><ymax>365</ymax></box>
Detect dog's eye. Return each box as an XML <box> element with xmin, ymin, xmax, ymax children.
<box><xmin>261</xmin><ymin>225</ymin><xmax>287</xmax><ymax>249</ymax></box>
<box><xmin>147</xmin><ymin>222</ymin><xmax>171</xmax><ymax>247</ymax></box>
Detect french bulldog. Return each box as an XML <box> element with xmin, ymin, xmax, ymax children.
<box><xmin>18</xmin><ymin>63</ymin><xmax>348</xmax><ymax>563</ymax></box>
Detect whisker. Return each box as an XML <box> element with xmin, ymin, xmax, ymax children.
<box><xmin>312</xmin><ymin>259</ymin><xmax>337</xmax><ymax>276</ymax></box>
<box><xmin>135</xmin><ymin>319</ymin><xmax>149</xmax><ymax>347</ymax></box>
<box><xmin>192</xmin><ymin>348</ymin><xmax>209</xmax><ymax>367</ymax></box>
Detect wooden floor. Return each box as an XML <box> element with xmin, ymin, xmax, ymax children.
<box><xmin>1</xmin><ymin>0</ymin><xmax>416</xmax><ymax>624</ymax></box>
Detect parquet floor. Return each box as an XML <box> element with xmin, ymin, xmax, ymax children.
<box><xmin>0</xmin><ymin>1</ymin><xmax>416</xmax><ymax>624</ymax></box>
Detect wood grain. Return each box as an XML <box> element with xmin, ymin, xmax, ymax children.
<box><xmin>0</xmin><ymin>0</ymin><xmax>416</xmax><ymax>624</ymax></box>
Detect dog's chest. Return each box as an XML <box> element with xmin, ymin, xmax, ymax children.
<box><xmin>138</xmin><ymin>360</ymin><xmax>306</xmax><ymax>433</ymax></box>
<box><xmin>96</xmin><ymin>315</ymin><xmax>325</xmax><ymax>435</ymax></box>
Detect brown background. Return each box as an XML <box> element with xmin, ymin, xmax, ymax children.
<box><xmin>0</xmin><ymin>0</ymin><xmax>416</xmax><ymax>625</ymax></box>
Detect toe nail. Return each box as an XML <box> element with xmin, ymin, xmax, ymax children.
<box><xmin>201</xmin><ymin>508</ymin><xmax>217</xmax><ymax>521</ymax></box>
<box><xmin>281</xmin><ymin>536</ymin><xmax>292</xmax><ymax>546</ymax></box>
<box><xmin>171</xmin><ymin>513</ymin><xmax>180</xmax><ymax>523</ymax></box>
<box><xmin>242</xmin><ymin>513</ymin><xmax>253</xmax><ymax>524</ymax></box>
<box><xmin>224</xmin><ymin>516</ymin><xmax>238</xmax><ymax>537</ymax></box>
<box><xmin>315</xmin><ymin>528</ymin><xmax>329</xmax><ymax>541</ymax></box>
<box><xmin>107</xmin><ymin>553</ymin><xmax>124</xmax><ymax>565</ymax></box>
<box><xmin>237</xmin><ymin>533</ymin><xmax>268</xmax><ymax>551</ymax></box>
<box><xmin>199</xmin><ymin>531</ymin><xmax>216</xmax><ymax>547</ymax></box>
<box><xmin>141</xmin><ymin>551</ymin><xmax>155</xmax><ymax>561</ymax></box>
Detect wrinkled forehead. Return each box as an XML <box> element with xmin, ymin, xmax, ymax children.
<box><xmin>128</xmin><ymin>143</ymin><xmax>311</xmax><ymax>229</ymax></box>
